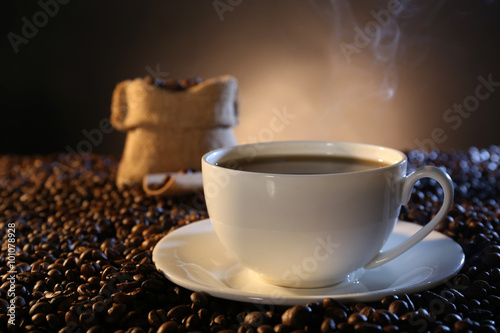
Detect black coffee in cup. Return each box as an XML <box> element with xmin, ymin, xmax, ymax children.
<box><xmin>216</xmin><ymin>155</ymin><xmax>390</xmax><ymax>174</ymax></box>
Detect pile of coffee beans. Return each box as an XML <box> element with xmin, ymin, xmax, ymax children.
<box><xmin>1</xmin><ymin>147</ymin><xmax>500</xmax><ymax>332</ymax></box>
<box><xmin>144</xmin><ymin>76</ymin><xmax>203</xmax><ymax>91</ymax></box>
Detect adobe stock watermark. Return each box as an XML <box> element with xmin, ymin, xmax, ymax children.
<box><xmin>213</xmin><ymin>0</ymin><xmax>243</xmax><ymax>22</ymax></box>
<box><xmin>145</xmin><ymin>63</ymin><xmax>169</xmax><ymax>81</ymax></box>
<box><xmin>415</xmin><ymin>73</ymin><xmax>500</xmax><ymax>152</ymax></box>
<box><xmin>203</xmin><ymin>106</ymin><xmax>296</xmax><ymax>199</ymax></box>
<box><xmin>238</xmin><ymin>106</ymin><xmax>296</xmax><ymax>147</ymax></box>
<box><xmin>56</xmin><ymin>117</ymin><xmax>114</xmax><ymax>171</ymax></box>
<box><xmin>403</xmin><ymin>277</ymin><xmax>469</xmax><ymax>333</ymax></box>
<box><xmin>280</xmin><ymin>235</ymin><xmax>340</xmax><ymax>289</ymax></box>
<box><xmin>6</xmin><ymin>222</ymin><xmax>17</xmax><ymax>327</ymax></box>
<box><xmin>58</xmin><ymin>63</ymin><xmax>170</xmax><ymax>171</ymax></box>
<box><xmin>339</xmin><ymin>0</ymin><xmax>407</xmax><ymax>64</ymax></box>
<box><xmin>120</xmin><ymin>63</ymin><xmax>170</xmax><ymax>114</ymax></box>
<box><xmin>235</xmin><ymin>233</ymin><xmax>340</xmax><ymax>327</ymax></box>
<box><xmin>7</xmin><ymin>0</ymin><xmax>71</xmax><ymax>54</ymax></box>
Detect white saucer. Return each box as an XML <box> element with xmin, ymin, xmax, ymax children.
<box><xmin>152</xmin><ymin>219</ymin><xmax>464</xmax><ymax>305</ymax></box>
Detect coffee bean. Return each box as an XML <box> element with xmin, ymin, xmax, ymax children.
<box><xmin>0</xmin><ymin>298</ymin><xmax>8</xmax><ymax>312</ymax></box>
<box><xmin>105</xmin><ymin>247</ymin><xmax>122</xmax><ymax>260</ymax></box>
<box><xmin>281</xmin><ymin>305</ymin><xmax>311</xmax><ymax>330</ymax></box>
<box><xmin>354</xmin><ymin>322</ymin><xmax>382</xmax><ymax>333</ymax></box>
<box><xmin>352</xmin><ymin>303</ymin><xmax>368</xmax><ymax>312</ymax></box>
<box><xmin>131</xmin><ymin>251</ymin><xmax>149</xmax><ymax>262</ymax></box>
<box><xmin>479</xmin><ymin>324</ymin><xmax>498</xmax><ymax>333</ymax></box>
<box><xmin>92</xmin><ymin>301</ymin><xmax>107</xmax><ymax>317</ymax></box>
<box><xmin>388</xmin><ymin>300</ymin><xmax>409</xmax><ymax>317</ymax></box>
<box><xmin>29</xmin><ymin>301</ymin><xmax>53</xmax><ymax>316</ymax></box>
<box><xmin>472</xmin><ymin>280</ymin><xmax>491</xmax><ymax>292</ymax></box>
<box><xmin>380</xmin><ymin>295</ymin><xmax>398</xmax><ymax>308</ymax></box>
<box><xmin>190</xmin><ymin>291</ymin><xmax>210</xmax><ymax>309</ymax></box>
<box><xmin>369</xmin><ymin>311</ymin><xmax>391</xmax><ymax>327</ymax></box>
<box><xmin>256</xmin><ymin>324</ymin><xmax>274</xmax><ymax>333</ymax></box>
<box><xmin>153</xmin><ymin>78</ymin><xmax>167</xmax><ymax>89</ymax></box>
<box><xmin>80</xmin><ymin>311</ymin><xmax>98</xmax><ymax>330</ymax></box>
<box><xmin>101</xmin><ymin>266</ymin><xmax>118</xmax><ymax>280</ymax></box>
<box><xmin>469</xmin><ymin>308</ymin><xmax>493</xmax><ymax>321</ymax></box>
<box><xmin>87</xmin><ymin>276</ymin><xmax>100</xmax><ymax>286</ymax></box>
<box><xmin>47</xmin><ymin>262</ymin><xmax>64</xmax><ymax>271</ymax></box>
<box><xmin>32</xmin><ymin>312</ymin><xmax>46</xmax><ymax>325</ymax></box>
<box><xmin>141</xmin><ymin>279</ymin><xmax>165</xmax><ymax>293</ymax></box>
<box><xmin>465</xmin><ymin>286</ymin><xmax>488</xmax><ymax>299</ymax></box>
<box><xmin>64</xmin><ymin>268</ymin><xmax>78</xmax><ymax>282</ymax></box>
<box><xmin>149</xmin><ymin>309</ymin><xmax>168</xmax><ymax>328</ymax></box>
<box><xmin>77</xmin><ymin>283</ymin><xmax>95</xmax><ymax>297</ymax></box>
<box><xmin>433</xmin><ymin>324</ymin><xmax>451</xmax><ymax>333</ymax></box>
<box><xmin>123</xmin><ymin>310</ymin><xmax>149</xmax><ymax>328</ymax></box>
<box><xmin>117</xmin><ymin>280</ymin><xmax>140</xmax><ymax>292</ymax></box>
<box><xmin>237</xmin><ymin>324</ymin><xmax>253</xmax><ymax>333</ymax></box>
<box><xmin>157</xmin><ymin>320</ymin><xmax>179</xmax><ymax>333</ymax></box>
<box><xmin>167</xmin><ymin>304</ymin><xmax>191</xmax><ymax>322</ymax></box>
<box><xmin>121</xmin><ymin>262</ymin><xmax>138</xmax><ymax>273</ymax></box>
<box><xmin>44</xmin><ymin>278</ymin><xmax>56</xmax><ymax>292</ymax></box>
<box><xmin>85</xmin><ymin>326</ymin><xmax>106</xmax><ymax>333</ymax></box>
<box><xmin>423</xmin><ymin>290</ymin><xmax>450</xmax><ymax>305</ymax></box>
<box><xmin>91</xmin><ymin>249</ymin><xmax>108</xmax><ymax>261</ymax></box>
<box><xmin>98</xmin><ymin>283</ymin><xmax>113</xmax><ymax>298</ymax></box>
<box><xmin>65</xmin><ymin>310</ymin><xmax>79</xmax><ymax>325</ymax></box>
<box><xmin>17</xmin><ymin>272</ymin><xmax>36</xmax><ymax>285</ymax></box>
<box><xmin>212</xmin><ymin>314</ymin><xmax>228</xmax><ymax>327</ymax></box>
<box><xmin>126</xmin><ymin>327</ymin><xmax>147</xmax><ymax>333</ymax></box>
<box><xmin>322</xmin><ymin>298</ymin><xmax>350</xmax><ymax>312</ymax></box>
<box><xmin>382</xmin><ymin>325</ymin><xmax>399</xmax><ymax>333</ymax></box>
<box><xmin>106</xmin><ymin>303</ymin><xmax>127</xmax><ymax>324</ymax></box>
<box><xmin>136</xmin><ymin>263</ymin><xmax>156</xmax><ymax>274</ymax></box>
<box><xmin>48</xmin><ymin>294</ymin><xmax>65</xmax><ymax>308</ymax></box>
<box><xmin>359</xmin><ymin>307</ymin><xmax>375</xmax><ymax>318</ymax></box>
<box><xmin>53</xmin><ymin>283</ymin><xmax>65</xmax><ymax>292</ymax></box>
<box><xmin>321</xmin><ymin>318</ymin><xmax>337</xmax><ymax>333</ymax></box>
<box><xmin>348</xmin><ymin>313</ymin><xmax>368</xmax><ymax>325</ymax></box>
<box><xmin>245</xmin><ymin>311</ymin><xmax>266</xmax><ymax>327</ymax></box>
<box><xmin>454</xmin><ymin>318</ymin><xmax>479</xmax><ymax>332</ymax></box>
<box><xmin>143</xmin><ymin>75</ymin><xmax>155</xmax><ymax>85</ymax></box>
<box><xmin>81</xmin><ymin>263</ymin><xmax>96</xmax><ymax>277</ymax></box>
<box><xmin>187</xmin><ymin>77</ymin><xmax>202</xmax><ymax>88</ymax></box>
<box><xmin>184</xmin><ymin>314</ymin><xmax>200</xmax><ymax>330</ymax></box>
<box><xmin>46</xmin><ymin>313</ymin><xmax>63</xmax><ymax>330</ymax></box>
<box><xmin>111</xmin><ymin>291</ymin><xmax>136</xmax><ymax>304</ymax></box>
<box><xmin>13</xmin><ymin>295</ymin><xmax>26</xmax><ymax>307</ymax></box>
<box><xmin>454</xmin><ymin>274</ymin><xmax>470</xmax><ymax>288</ymax></box>
<box><xmin>274</xmin><ymin>323</ymin><xmax>292</xmax><ymax>333</ymax></box>
<box><xmin>324</xmin><ymin>306</ymin><xmax>348</xmax><ymax>322</ymax></box>
<box><xmin>198</xmin><ymin>308</ymin><xmax>210</xmax><ymax>326</ymax></box>
<box><xmin>62</xmin><ymin>257</ymin><xmax>76</xmax><ymax>270</ymax></box>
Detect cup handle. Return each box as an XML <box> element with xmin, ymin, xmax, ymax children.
<box><xmin>364</xmin><ymin>165</ymin><xmax>454</xmax><ymax>270</ymax></box>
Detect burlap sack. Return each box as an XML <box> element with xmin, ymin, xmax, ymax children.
<box><xmin>111</xmin><ymin>75</ymin><xmax>239</xmax><ymax>187</ymax></box>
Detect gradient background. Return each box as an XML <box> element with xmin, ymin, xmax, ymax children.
<box><xmin>1</xmin><ymin>0</ymin><xmax>500</xmax><ymax>155</ymax></box>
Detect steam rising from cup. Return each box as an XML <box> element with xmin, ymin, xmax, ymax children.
<box><xmin>300</xmin><ymin>0</ymin><xmax>437</xmax><ymax>143</ymax></box>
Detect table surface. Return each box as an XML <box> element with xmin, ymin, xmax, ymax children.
<box><xmin>0</xmin><ymin>148</ymin><xmax>499</xmax><ymax>333</ymax></box>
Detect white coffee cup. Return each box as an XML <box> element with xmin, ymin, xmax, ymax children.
<box><xmin>201</xmin><ymin>141</ymin><xmax>453</xmax><ymax>288</ymax></box>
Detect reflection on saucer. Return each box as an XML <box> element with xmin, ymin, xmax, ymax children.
<box><xmin>153</xmin><ymin>219</ymin><xmax>464</xmax><ymax>305</ymax></box>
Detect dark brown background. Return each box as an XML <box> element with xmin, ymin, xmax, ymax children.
<box><xmin>1</xmin><ymin>0</ymin><xmax>500</xmax><ymax>154</ymax></box>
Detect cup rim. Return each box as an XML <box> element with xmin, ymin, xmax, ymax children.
<box><xmin>202</xmin><ymin>140</ymin><xmax>407</xmax><ymax>177</ymax></box>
